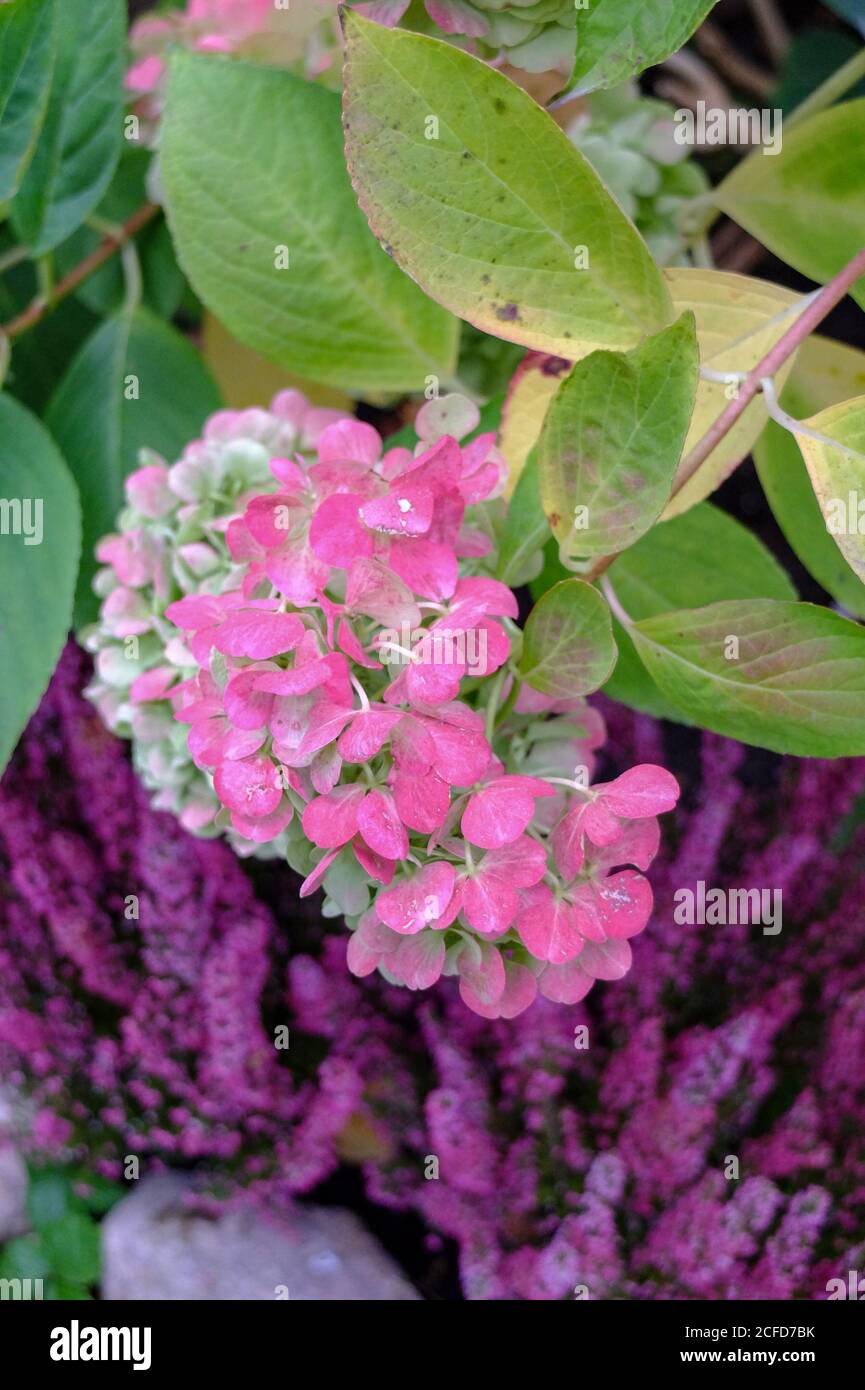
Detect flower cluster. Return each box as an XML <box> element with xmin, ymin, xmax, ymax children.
<box><xmin>82</xmin><ymin>389</ymin><xmax>348</xmax><ymax>856</ymax></box>
<box><xmin>86</xmin><ymin>393</ymin><xmax>678</xmax><ymax>1016</ymax></box>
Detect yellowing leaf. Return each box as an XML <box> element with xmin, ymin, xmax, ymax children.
<box><xmin>500</xmin><ymin>353</ymin><xmax>571</xmax><ymax>499</ymax></box>
<box><xmin>342</xmin><ymin>12</ymin><xmax>672</xmax><ymax>360</ymax></box>
<box><xmin>498</xmin><ymin>268</ymin><xmax>807</xmax><ymax>509</ymax></box>
<box><xmin>793</xmin><ymin>395</ymin><xmax>865</xmax><ymax>583</ymax></box>
<box><xmin>754</xmin><ymin>335</ymin><xmax>865</xmax><ymax>619</ymax></box>
<box><xmin>662</xmin><ymin>267</ymin><xmax>805</xmax><ymax>517</ymax></box>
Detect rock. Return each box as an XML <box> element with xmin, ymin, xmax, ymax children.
<box><xmin>0</xmin><ymin>1145</ymin><xmax>29</xmax><ymax>1242</ymax></box>
<box><xmin>102</xmin><ymin>1173</ymin><xmax>420</xmax><ymax>1300</ymax></box>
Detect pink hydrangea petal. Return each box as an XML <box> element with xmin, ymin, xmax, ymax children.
<box><xmin>376</xmin><ymin>861</ymin><xmax>457</xmax><ymax>934</ymax></box>
<box><xmin>537</xmin><ymin>959</ymin><xmax>595</xmax><ymax>1005</ymax></box>
<box><xmin>346</xmin><ymin>913</ymin><xmax>401</xmax><ymax>977</ymax></box>
<box><xmin>577</xmin><ymin>937</ymin><xmax>633</xmax><ymax>981</ymax></box>
<box><xmin>230</xmin><ymin>801</ymin><xmax>294</xmax><ymax>843</ymax></box>
<box><xmin>299</xmin><ymin>847</ymin><xmax>341</xmax><ymax>899</ymax></box>
<box><xmin>516</xmin><ymin>884</ymin><xmax>585</xmax><ymax>964</ymax></box>
<box><xmin>346</xmin><ymin>556</ymin><xmax>421</xmax><ymax>628</ymax></box>
<box><xmin>223</xmin><ymin>668</ymin><xmax>274</xmax><ymax>730</ymax></box>
<box><xmin>574</xmin><ymin>869</ymin><xmax>654</xmax><ymax>940</ymax></box>
<box><xmin>461</xmin><ymin>960</ymin><xmax>537</xmax><ymax>1018</ymax></box>
<box><xmin>309</xmin><ymin>493</ymin><xmax>374</xmax><ymax>567</ymax></box>
<box><xmin>129</xmin><ymin>666</ymin><xmax>177</xmax><ymax>704</ymax></box>
<box><xmin>388</xmin><ymin>536</ymin><xmax>457</xmax><ymax>601</ymax></box>
<box><xmin>125</xmin><ymin>464</ymin><xmax>174</xmax><ymax>518</ymax></box>
<box><xmin>338</xmin><ymin>707</ymin><xmax>402</xmax><ymax>762</ymax></box>
<box><xmin>392</xmin><ymin>769</ymin><xmax>450</xmax><ymax>833</ymax></box>
<box><xmin>582</xmin><ymin>798</ymin><xmax>625</xmax><ymax>847</ymax></box>
<box><xmin>413</xmin><ymin>706</ymin><xmax>491</xmax><ymax>786</ymax></box>
<box><xmin>388</xmin><ymin>931</ymin><xmax>446</xmax><ymax>990</ymax></box>
<box><xmin>357</xmin><ymin>788</ymin><xmax>408</xmax><ymax>861</ymax></box>
<box><xmin>212</xmin><ymin>610</ymin><xmax>305</xmax><ymax>659</ymax></box>
<box><xmin>589</xmin><ymin>817</ymin><xmax>661</xmax><ymax>874</ymax></box>
<box><xmin>462</xmin><ymin>783</ymin><xmax>536</xmax><ymax>849</ymax></box>
<box><xmin>360</xmin><ymin>485</ymin><xmax>434</xmax><ymax>537</ymax></box>
<box><xmin>460</xmin><ymin>875</ymin><xmax>518</xmax><ymax>936</ymax></box>
<box><xmin>213</xmin><ymin>756</ymin><xmax>283</xmax><ymax>817</ymax></box>
<box><xmin>301</xmin><ymin>784</ymin><xmax>365</xmax><ymax>848</ymax></box>
<box><xmin>310</xmin><ymin>743</ymin><xmax>342</xmax><ymax>795</ymax></box>
<box><xmin>352</xmin><ymin>838</ymin><xmax>396</xmax><ymax>885</ymax></box>
<box><xmin>595</xmin><ymin>764</ymin><xmax>680</xmax><ymax>819</ymax></box>
<box><xmin>552</xmin><ymin>805</ymin><xmax>586</xmax><ymax>881</ymax></box>
<box><xmin>456</xmin><ymin>939</ymin><xmax>506</xmax><ymax>1007</ymax></box>
<box><xmin>452</xmin><ymin>575</ymin><xmax>519</xmax><ymax>619</ymax></box>
<box><xmin>316</xmin><ymin>418</ymin><xmax>382</xmax><ymax>466</ymax></box>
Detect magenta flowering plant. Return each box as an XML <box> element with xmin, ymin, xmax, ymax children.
<box><xmin>2</xmin><ymin>2</ymin><xmax>865</xmax><ymax>1025</ymax></box>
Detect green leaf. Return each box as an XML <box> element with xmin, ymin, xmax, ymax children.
<box><xmin>604</xmin><ymin>503</ymin><xmax>796</xmax><ymax>719</ymax></box>
<box><xmin>519</xmin><ymin>578</ymin><xmax>616</xmax><ymax>698</ymax></box>
<box><xmin>716</xmin><ymin>99</ymin><xmax>865</xmax><ymax>312</ymax></box>
<box><xmin>161</xmin><ymin>50</ymin><xmax>456</xmax><ymax>396</ymax></box>
<box><xmin>26</xmin><ymin>1169</ymin><xmax>71</xmax><ymax>1231</ymax></box>
<box><xmin>571</xmin><ymin>0</ymin><xmax>719</xmax><ymax>95</ymax></box>
<box><xmin>41</xmin><ymin>1211</ymin><xmax>100</xmax><ymax>1287</ymax></box>
<box><xmin>496</xmin><ymin>450</ymin><xmax>549</xmax><ymax>587</ymax></box>
<box><xmin>54</xmin><ymin>150</ymin><xmax>185</xmax><ymax>319</ymax></box>
<box><xmin>630</xmin><ymin>598</ymin><xmax>865</xmax><ymax>756</ymax></box>
<box><xmin>791</xmin><ymin>394</ymin><xmax>865</xmax><ymax>583</ymax></box>
<box><xmin>754</xmin><ymin>334</ymin><xmax>865</xmax><ymax>618</ymax></box>
<box><xmin>0</xmin><ymin>1234</ymin><xmax>50</xmax><ymax>1284</ymax></box>
<box><xmin>0</xmin><ymin>0</ymin><xmax>56</xmax><ymax>203</ymax></box>
<box><xmin>342</xmin><ymin>11</ymin><xmax>672</xmax><ymax>360</ymax></box>
<box><xmin>536</xmin><ymin>314</ymin><xmax>698</xmax><ymax>564</ymax></box>
<box><xmin>10</xmin><ymin>0</ymin><xmax>125</xmax><ymax>255</ymax></box>
<box><xmin>46</xmin><ymin>307</ymin><xmax>221</xmax><ymax>628</ymax></box>
<box><xmin>0</xmin><ymin>392</ymin><xmax>80</xmax><ymax>775</ymax></box>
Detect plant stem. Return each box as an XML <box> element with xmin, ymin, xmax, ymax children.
<box><xmin>0</xmin><ymin>203</ymin><xmax>160</xmax><ymax>341</ymax></box>
<box><xmin>787</xmin><ymin>47</ymin><xmax>865</xmax><ymax>131</ymax></box>
<box><xmin>674</xmin><ymin>241</ymin><xmax>865</xmax><ymax>492</ymax></box>
<box><xmin>585</xmin><ymin>240</ymin><xmax>865</xmax><ymax>582</ymax></box>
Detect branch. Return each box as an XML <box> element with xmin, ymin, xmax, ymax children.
<box><xmin>0</xmin><ymin>203</ymin><xmax>160</xmax><ymax>341</ymax></box>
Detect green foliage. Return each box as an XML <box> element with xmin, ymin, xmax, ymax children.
<box><xmin>630</xmin><ymin>599</ymin><xmax>865</xmax><ymax>756</ymax></box>
<box><xmin>536</xmin><ymin>314</ymin><xmax>699</xmax><ymax>564</ymax></box>
<box><xmin>342</xmin><ymin>11</ymin><xmax>672</xmax><ymax>359</ymax></box>
<box><xmin>0</xmin><ymin>1162</ymin><xmax>121</xmax><ymax>1300</ymax></box>
<box><xmin>161</xmin><ymin>50</ymin><xmax>457</xmax><ymax>396</ymax></box>
<box><xmin>519</xmin><ymin>578</ymin><xmax>616</xmax><ymax>698</ymax></box>
<box><xmin>717</xmin><ymin>99</ymin><xmax>865</xmax><ymax>312</ymax></box>
<box><xmin>571</xmin><ymin>0</ymin><xmax>719</xmax><ymax>95</ymax></box>
<box><xmin>10</xmin><ymin>0</ymin><xmax>125</xmax><ymax>254</ymax></box>
<box><xmin>0</xmin><ymin>0</ymin><xmax>57</xmax><ymax>204</ymax></box>
<box><xmin>46</xmin><ymin>306</ymin><xmax>222</xmax><ymax>627</ymax></box>
<box><xmin>0</xmin><ymin>392</ymin><xmax>80</xmax><ymax>776</ymax></box>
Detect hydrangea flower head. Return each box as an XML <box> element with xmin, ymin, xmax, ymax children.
<box><xmin>88</xmin><ymin>390</ymin><xmax>679</xmax><ymax>1016</ymax></box>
